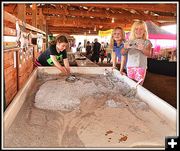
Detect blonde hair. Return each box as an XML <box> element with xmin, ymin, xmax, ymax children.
<box><xmin>110</xmin><ymin>26</ymin><xmax>125</xmax><ymax>49</ymax></box>
<box><xmin>129</xmin><ymin>20</ymin><xmax>148</xmax><ymax>40</ymax></box>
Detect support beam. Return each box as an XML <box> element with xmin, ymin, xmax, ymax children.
<box><xmin>69</xmin><ymin>4</ymin><xmax>177</xmax><ymax>13</ymax></box>
<box><xmin>17</xmin><ymin>4</ymin><xmax>26</xmax><ymax>32</ymax></box>
<box><xmin>4</xmin><ymin>11</ymin><xmax>46</xmax><ymax>35</ymax></box>
<box><xmin>32</xmin><ymin>4</ymin><xmax>37</xmax><ymax>28</ymax></box>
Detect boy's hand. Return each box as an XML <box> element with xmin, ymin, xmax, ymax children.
<box><xmin>65</xmin><ymin>67</ymin><xmax>71</xmax><ymax>76</ymax></box>
<box><xmin>59</xmin><ymin>67</ymin><xmax>68</xmax><ymax>75</ymax></box>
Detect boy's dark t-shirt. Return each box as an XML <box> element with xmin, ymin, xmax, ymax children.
<box><xmin>37</xmin><ymin>44</ymin><xmax>67</xmax><ymax>66</ymax></box>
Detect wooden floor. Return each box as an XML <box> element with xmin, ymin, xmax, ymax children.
<box><xmin>97</xmin><ymin>62</ymin><xmax>177</xmax><ymax>109</ymax></box>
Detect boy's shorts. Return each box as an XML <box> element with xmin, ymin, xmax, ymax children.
<box><xmin>34</xmin><ymin>59</ymin><xmax>42</xmax><ymax>67</ymax></box>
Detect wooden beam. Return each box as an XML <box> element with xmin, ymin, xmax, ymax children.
<box><xmin>19</xmin><ymin>7</ymin><xmax>173</xmax><ymax>28</ymax></box>
<box><xmin>3</xmin><ymin>27</ymin><xmax>16</xmax><ymax>36</ymax></box>
<box><xmin>26</xmin><ymin>10</ymin><xmax>176</xmax><ymax>32</ymax></box>
<box><xmin>48</xmin><ymin>24</ymin><xmax>131</xmax><ymax>35</ymax></box>
<box><xmin>3</xmin><ymin>4</ymin><xmax>18</xmax><ymax>14</ymax></box>
<box><xmin>32</xmin><ymin>4</ymin><xmax>37</xmax><ymax>28</ymax></box>
<box><xmin>69</xmin><ymin>3</ymin><xmax>177</xmax><ymax>13</ymax></box>
<box><xmin>4</xmin><ymin>3</ymin><xmax>176</xmax><ymax>35</ymax></box>
<box><xmin>4</xmin><ymin>11</ymin><xmax>46</xmax><ymax>35</ymax></box>
<box><xmin>42</xmin><ymin>8</ymin><xmax>157</xmax><ymax>21</ymax></box>
<box><xmin>37</xmin><ymin>8</ymin><xmax>44</xmax><ymax>30</ymax></box>
<box><xmin>46</xmin><ymin>16</ymin><xmax>132</xmax><ymax>27</ymax></box>
<box><xmin>17</xmin><ymin>4</ymin><xmax>26</xmax><ymax>32</ymax></box>
<box><xmin>41</xmin><ymin>7</ymin><xmax>176</xmax><ymax>22</ymax></box>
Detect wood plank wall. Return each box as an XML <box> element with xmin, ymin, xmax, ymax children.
<box><xmin>3</xmin><ymin>44</ymin><xmax>46</xmax><ymax>108</ymax></box>
<box><xmin>4</xmin><ymin>8</ymin><xmax>47</xmax><ymax>108</ymax></box>
<box><xmin>4</xmin><ymin>49</ymin><xmax>18</xmax><ymax>106</ymax></box>
<box><xmin>17</xmin><ymin>46</ymin><xmax>34</xmax><ymax>90</ymax></box>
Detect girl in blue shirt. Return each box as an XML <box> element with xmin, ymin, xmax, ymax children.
<box><xmin>110</xmin><ymin>27</ymin><xmax>127</xmax><ymax>75</ymax></box>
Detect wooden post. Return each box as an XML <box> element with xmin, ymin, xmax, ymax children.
<box><xmin>38</xmin><ymin>8</ymin><xmax>44</xmax><ymax>31</ymax></box>
<box><xmin>3</xmin><ymin>73</ymin><xmax>6</xmax><ymax>111</ymax></box>
<box><xmin>43</xmin><ymin>14</ymin><xmax>46</xmax><ymax>32</ymax></box>
<box><xmin>17</xmin><ymin>4</ymin><xmax>26</xmax><ymax>22</ymax></box>
<box><xmin>17</xmin><ymin>4</ymin><xmax>26</xmax><ymax>32</ymax></box>
<box><xmin>45</xmin><ymin>23</ymin><xmax>49</xmax><ymax>48</ymax></box>
<box><xmin>32</xmin><ymin>4</ymin><xmax>37</xmax><ymax>28</ymax></box>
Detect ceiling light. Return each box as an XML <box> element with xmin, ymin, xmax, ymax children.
<box><xmin>131</xmin><ymin>9</ymin><xmax>136</xmax><ymax>14</ymax></box>
<box><xmin>153</xmin><ymin>13</ymin><xmax>159</xmax><ymax>16</ymax></box>
<box><xmin>111</xmin><ymin>18</ymin><xmax>114</xmax><ymax>23</ymax></box>
<box><xmin>94</xmin><ymin>26</ymin><xmax>96</xmax><ymax>31</ymax></box>
<box><xmin>99</xmin><ymin>25</ymin><xmax>103</xmax><ymax>29</ymax></box>
<box><xmin>83</xmin><ymin>6</ymin><xmax>88</xmax><ymax>9</ymax></box>
<box><xmin>144</xmin><ymin>10</ymin><xmax>149</xmax><ymax>14</ymax></box>
<box><xmin>133</xmin><ymin>19</ymin><xmax>140</xmax><ymax>21</ymax></box>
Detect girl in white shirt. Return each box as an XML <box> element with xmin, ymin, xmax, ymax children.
<box><xmin>121</xmin><ymin>20</ymin><xmax>152</xmax><ymax>85</ymax></box>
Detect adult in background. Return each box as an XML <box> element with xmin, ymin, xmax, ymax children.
<box><xmin>100</xmin><ymin>42</ymin><xmax>106</xmax><ymax>63</ymax></box>
<box><xmin>77</xmin><ymin>42</ymin><xmax>83</xmax><ymax>52</ymax></box>
<box><xmin>106</xmin><ymin>42</ymin><xmax>112</xmax><ymax>63</ymax></box>
<box><xmin>85</xmin><ymin>41</ymin><xmax>92</xmax><ymax>59</ymax></box>
<box><xmin>91</xmin><ymin>38</ymin><xmax>101</xmax><ymax>63</ymax></box>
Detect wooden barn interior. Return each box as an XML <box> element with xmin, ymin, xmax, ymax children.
<box><xmin>4</xmin><ymin>3</ymin><xmax>177</xmax><ymax>35</ymax></box>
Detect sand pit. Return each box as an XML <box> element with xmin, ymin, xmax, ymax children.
<box><xmin>4</xmin><ymin>71</ymin><xmax>176</xmax><ymax>148</ymax></box>
<box><xmin>34</xmin><ymin>74</ymin><xmax>134</xmax><ymax>111</ymax></box>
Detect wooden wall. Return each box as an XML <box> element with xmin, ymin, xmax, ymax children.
<box><xmin>4</xmin><ymin>9</ymin><xmax>47</xmax><ymax>109</ymax></box>
<box><xmin>17</xmin><ymin>46</ymin><xmax>34</xmax><ymax>89</ymax></box>
<box><xmin>4</xmin><ymin>49</ymin><xmax>18</xmax><ymax>106</ymax></box>
<box><xmin>3</xmin><ymin>44</ymin><xmax>46</xmax><ymax>108</ymax></box>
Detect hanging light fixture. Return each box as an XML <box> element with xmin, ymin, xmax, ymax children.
<box><xmin>94</xmin><ymin>26</ymin><xmax>96</xmax><ymax>31</ymax></box>
<box><xmin>89</xmin><ymin>30</ymin><xmax>91</xmax><ymax>33</ymax></box>
<box><xmin>112</xmin><ymin>18</ymin><xmax>114</xmax><ymax>23</ymax></box>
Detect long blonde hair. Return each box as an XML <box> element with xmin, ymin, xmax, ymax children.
<box><xmin>129</xmin><ymin>20</ymin><xmax>148</xmax><ymax>40</ymax></box>
<box><xmin>110</xmin><ymin>26</ymin><xmax>125</xmax><ymax>49</ymax></box>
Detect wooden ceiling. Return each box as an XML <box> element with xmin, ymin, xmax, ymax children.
<box><xmin>3</xmin><ymin>3</ymin><xmax>177</xmax><ymax>35</ymax></box>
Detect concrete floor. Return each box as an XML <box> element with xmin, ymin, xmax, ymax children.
<box><xmin>143</xmin><ymin>72</ymin><xmax>177</xmax><ymax>108</ymax></box>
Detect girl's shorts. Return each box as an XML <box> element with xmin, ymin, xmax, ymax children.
<box><xmin>127</xmin><ymin>67</ymin><xmax>146</xmax><ymax>82</ymax></box>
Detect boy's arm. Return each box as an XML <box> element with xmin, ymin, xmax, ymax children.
<box><xmin>63</xmin><ymin>58</ymin><xmax>71</xmax><ymax>75</ymax></box>
<box><xmin>50</xmin><ymin>55</ymin><xmax>67</xmax><ymax>74</ymax></box>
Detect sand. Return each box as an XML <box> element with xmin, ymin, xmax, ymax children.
<box><xmin>4</xmin><ymin>73</ymin><xmax>176</xmax><ymax>148</ymax></box>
